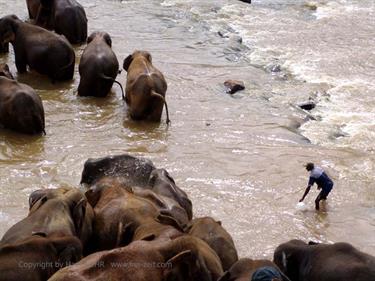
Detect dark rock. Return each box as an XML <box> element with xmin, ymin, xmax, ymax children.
<box><xmin>299</xmin><ymin>101</ymin><xmax>316</xmax><ymax>111</ymax></box>
<box><xmin>271</xmin><ymin>64</ymin><xmax>281</xmax><ymax>73</ymax></box>
<box><xmin>239</xmin><ymin>0</ymin><xmax>251</xmax><ymax>3</ymax></box>
<box><xmin>224</xmin><ymin>80</ymin><xmax>245</xmax><ymax>94</ymax></box>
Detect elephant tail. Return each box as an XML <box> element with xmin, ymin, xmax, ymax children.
<box><xmin>151</xmin><ymin>90</ymin><xmax>171</xmax><ymax>125</ymax></box>
<box><xmin>100</xmin><ymin>74</ymin><xmax>125</xmax><ymax>100</ymax></box>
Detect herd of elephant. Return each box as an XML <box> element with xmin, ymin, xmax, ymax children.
<box><xmin>0</xmin><ymin>0</ymin><xmax>170</xmax><ymax>135</ymax></box>
<box><xmin>1</xmin><ymin>1</ymin><xmax>375</xmax><ymax>281</ymax></box>
<box><xmin>0</xmin><ymin>153</ymin><xmax>375</xmax><ymax>281</ymax></box>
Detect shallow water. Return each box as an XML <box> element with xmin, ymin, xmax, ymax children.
<box><xmin>0</xmin><ymin>0</ymin><xmax>374</xmax><ymax>259</ymax></box>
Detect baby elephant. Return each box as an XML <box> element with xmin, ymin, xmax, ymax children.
<box><xmin>0</xmin><ymin>75</ymin><xmax>45</xmax><ymax>135</ymax></box>
<box><xmin>123</xmin><ymin>50</ymin><xmax>170</xmax><ymax>124</ymax></box>
<box><xmin>78</xmin><ymin>32</ymin><xmax>123</xmax><ymax>98</ymax></box>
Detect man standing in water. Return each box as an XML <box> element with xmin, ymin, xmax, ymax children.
<box><xmin>299</xmin><ymin>162</ymin><xmax>334</xmax><ymax>210</ymax></box>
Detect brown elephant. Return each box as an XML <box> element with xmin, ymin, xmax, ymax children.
<box><xmin>131</xmin><ymin>186</ymin><xmax>190</xmax><ymax>227</ymax></box>
<box><xmin>0</xmin><ymin>15</ymin><xmax>75</xmax><ymax>81</ymax></box>
<box><xmin>26</xmin><ymin>0</ymin><xmax>41</xmax><ymax>19</ymax></box>
<box><xmin>1</xmin><ymin>187</ymin><xmax>93</xmax><ymax>255</ymax></box>
<box><xmin>0</xmin><ymin>63</ymin><xmax>14</xmax><ymax>79</ymax></box>
<box><xmin>48</xmin><ymin>235</ymin><xmax>223</xmax><ymax>281</ymax></box>
<box><xmin>78</xmin><ymin>32</ymin><xmax>124</xmax><ymax>97</ymax></box>
<box><xmin>123</xmin><ymin>50</ymin><xmax>170</xmax><ymax>124</ymax></box>
<box><xmin>218</xmin><ymin>258</ymin><xmax>289</xmax><ymax>281</ymax></box>
<box><xmin>36</xmin><ymin>0</ymin><xmax>87</xmax><ymax>44</ymax></box>
<box><xmin>80</xmin><ymin>154</ymin><xmax>156</xmax><ymax>187</ymax></box>
<box><xmin>0</xmin><ymin>42</ymin><xmax>9</xmax><ymax>53</ymax></box>
<box><xmin>273</xmin><ymin>239</ymin><xmax>375</xmax><ymax>281</ymax></box>
<box><xmin>0</xmin><ymin>76</ymin><xmax>45</xmax><ymax>135</ymax></box>
<box><xmin>0</xmin><ymin>234</ymin><xmax>82</xmax><ymax>281</ymax></box>
<box><xmin>148</xmin><ymin>168</ymin><xmax>193</xmax><ymax>220</ymax></box>
<box><xmin>84</xmin><ymin>177</ymin><xmax>182</xmax><ymax>253</ymax></box>
<box><xmin>185</xmin><ymin>216</ymin><xmax>238</xmax><ymax>271</ymax></box>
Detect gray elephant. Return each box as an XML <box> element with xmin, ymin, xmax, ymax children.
<box><xmin>78</xmin><ymin>32</ymin><xmax>123</xmax><ymax>97</ymax></box>
<box><xmin>0</xmin><ymin>15</ymin><xmax>75</xmax><ymax>81</ymax></box>
<box><xmin>36</xmin><ymin>0</ymin><xmax>87</xmax><ymax>44</ymax></box>
<box><xmin>273</xmin><ymin>239</ymin><xmax>375</xmax><ymax>281</ymax></box>
<box><xmin>0</xmin><ymin>76</ymin><xmax>45</xmax><ymax>135</ymax></box>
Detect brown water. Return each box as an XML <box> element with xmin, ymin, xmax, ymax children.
<box><xmin>0</xmin><ymin>0</ymin><xmax>374</xmax><ymax>259</ymax></box>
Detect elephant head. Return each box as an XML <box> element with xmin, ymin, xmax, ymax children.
<box><xmin>0</xmin><ymin>15</ymin><xmax>19</xmax><ymax>44</ymax></box>
<box><xmin>87</xmin><ymin>31</ymin><xmax>112</xmax><ymax>47</ymax></box>
<box><xmin>0</xmin><ymin>64</ymin><xmax>14</xmax><ymax>79</ymax></box>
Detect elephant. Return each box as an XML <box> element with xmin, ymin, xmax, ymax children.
<box><xmin>0</xmin><ymin>15</ymin><xmax>75</xmax><ymax>81</ymax></box>
<box><xmin>84</xmin><ymin>177</ymin><xmax>183</xmax><ymax>253</ymax></box>
<box><xmin>1</xmin><ymin>187</ymin><xmax>93</xmax><ymax>255</ymax></box>
<box><xmin>185</xmin><ymin>216</ymin><xmax>238</xmax><ymax>271</ymax></box>
<box><xmin>80</xmin><ymin>154</ymin><xmax>156</xmax><ymax>187</ymax></box>
<box><xmin>78</xmin><ymin>32</ymin><xmax>124</xmax><ymax>97</ymax></box>
<box><xmin>0</xmin><ymin>234</ymin><xmax>82</xmax><ymax>281</ymax></box>
<box><xmin>131</xmin><ymin>186</ymin><xmax>190</xmax><ymax>227</ymax></box>
<box><xmin>48</xmin><ymin>235</ymin><xmax>223</xmax><ymax>281</ymax></box>
<box><xmin>218</xmin><ymin>258</ymin><xmax>289</xmax><ymax>281</ymax></box>
<box><xmin>26</xmin><ymin>0</ymin><xmax>41</xmax><ymax>19</ymax></box>
<box><xmin>0</xmin><ymin>42</ymin><xmax>9</xmax><ymax>53</ymax></box>
<box><xmin>0</xmin><ymin>64</ymin><xmax>14</xmax><ymax>79</ymax></box>
<box><xmin>148</xmin><ymin>168</ymin><xmax>193</xmax><ymax>220</ymax></box>
<box><xmin>273</xmin><ymin>239</ymin><xmax>375</xmax><ymax>281</ymax></box>
<box><xmin>0</xmin><ymin>76</ymin><xmax>45</xmax><ymax>135</ymax></box>
<box><xmin>36</xmin><ymin>0</ymin><xmax>87</xmax><ymax>44</ymax></box>
<box><xmin>123</xmin><ymin>50</ymin><xmax>170</xmax><ymax>124</ymax></box>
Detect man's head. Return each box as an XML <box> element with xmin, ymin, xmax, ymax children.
<box><xmin>305</xmin><ymin>162</ymin><xmax>314</xmax><ymax>171</ymax></box>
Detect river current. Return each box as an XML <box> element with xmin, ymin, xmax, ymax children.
<box><xmin>0</xmin><ymin>0</ymin><xmax>374</xmax><ymax>258</ymax></box>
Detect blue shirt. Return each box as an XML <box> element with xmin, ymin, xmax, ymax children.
<box><xmin>308</xmin><ymin>166</ymin><xmax>333</xmax><ymax>193</ymax></box>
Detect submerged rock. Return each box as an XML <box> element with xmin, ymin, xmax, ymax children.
<box><xmin>224</xmin><ymin>80</ymin><xmax>245</xmax><ymax>94</ymax></box>
<box><xmin>239</xmin><ymin>0</ymin><xmax>251</xmax><ymax>3</ymax></box>
<box><xmin>299</xmin><ymin>101</ymin><xmax>316</xmax><ymax>111</ymax></box>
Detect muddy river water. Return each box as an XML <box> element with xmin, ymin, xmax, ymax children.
<box><xmin>0</xmin><ymin>0</ymin><xmax>374</xmax><ymax>258</ymax></box>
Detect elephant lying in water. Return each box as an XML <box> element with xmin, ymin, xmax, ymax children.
<box><xmin>186</xmin><ymin>216</ymin><xmax>238</xmax><ymax>271</ymax></box>
<box><xmin>80</xmin><ymin>154</ymin><xmax>156</xmax><ymax>187</ymax></box>
<box><xmin>0</xmin><ymin>76</ymin><xmax>45</xmax><ymax>135</ymax></box>
<box><xmin>123</xmin><ymin>50</ymin><xmax>170</xmax><ymax>124</ymax></box>
<box><xmin>273</xmin><ymin>239</ymin><xmax>375</xmax><ymax>281</ymax></box>
<box><xmin>0</xmin><ymin>234</ymin><xmax>82</xmax><ymax>281</ymax></box>
<box><xmin>49</xmin><ymin>236</ymin><xmax>223</xmax><ymax>281</ymax></box>
<box><xmin>78</xmin><ymin>32</ymin><xmax>124</xmax><ymax>98</ymax></box>
<box><xmin>218</xmin><ymin>258</ymin><xmax>289</xmax><ymax>281</ymax></box>
<box><xmin>36</xmin><ymin>0</ymin><xmax>87</xmax><ymax>44</ymax></box>
<box><xmin>0</xmin><ymin>15</ymin><xmax>75</xmax><ymax>81</ymax></box>
<box><xmin>1</xmin><ymin>187</ymin><xmax>93</xmax><ymax>254</ymax></box>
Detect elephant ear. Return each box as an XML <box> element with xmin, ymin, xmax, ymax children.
<box><xmin>87</xmin><ymin>33</ymin><xmax>95</xmax><ymax>44</ymax></box>
<box><xmin>72</xmin><ymin>198</ymin><xmax>87</xmax><ymax>236</ymax></box>
<box><xmin>163</xmin><ymin>250</ymin><xmax>212</xmax><ymax>281</ymax></box>
<box><xmin>144</xmin><ymin>51</ymin><xmax>152</xmax><ymax>63</ymax></box>
<box><xmin>103</xmin><ymin>33</ymin><xmax>112</xmax><ymax>47</ymax></box>
<box><xmin>123</xmin><ymin>54</ymin><xmax>133</xmax><ymax>71</ymax></box>
<box><xmin>156</xmin><ymin>212</ymin><xmax>185</xmax><ymax>232</ymax></box>
<box><xmin>29</xmin><ymin>194</ymin><xmax>48</xmax><ymax>214</ymax></box>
